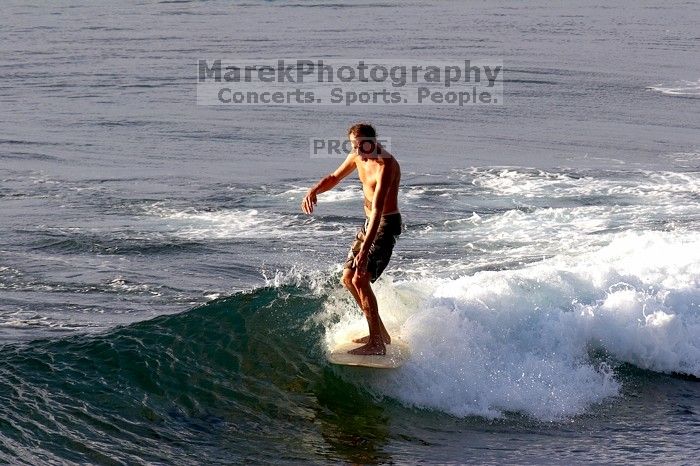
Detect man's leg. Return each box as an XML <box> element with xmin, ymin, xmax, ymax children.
<box><xmin>342</xmin><ymin>267</ymin><xmax>391</xmax><ymax>344</ymax></box>
<box><xmin>348</xmin><ymin>269</ymin><xmax>386</xmax><ymax>355</ymax></box>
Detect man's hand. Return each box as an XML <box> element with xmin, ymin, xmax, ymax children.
<box><xmin>353</xmin><ymin>248</ymin><xmax>369</xmax><ymax>272</ymax></box>
<box><xmin>301</xmin><ymin>190</ymin><xmax>317</xmax><ymax>214</ymax></box>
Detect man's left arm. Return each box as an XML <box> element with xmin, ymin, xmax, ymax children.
<box><xmin>355</xmin><ymin>164</ymin><xmax>393</xmax><ymax>269</ymax></box>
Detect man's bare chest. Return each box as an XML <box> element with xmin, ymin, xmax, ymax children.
<box><xmin>356</xmin><ymin>160</ymin><xmax>385</xmax><ymax>190</ymax></box>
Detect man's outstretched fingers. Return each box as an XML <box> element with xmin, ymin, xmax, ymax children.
<box><xmin>301</xmin><ymin>195</ymin><xmax>315</xmax><ymax>214</ymax></box>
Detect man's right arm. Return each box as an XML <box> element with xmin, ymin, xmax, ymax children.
<box><xmin>301</xmin><ymin>152</ymin><xmax>356</xmax><ymax>214</ymax></box>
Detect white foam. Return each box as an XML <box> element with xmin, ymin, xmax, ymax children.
<box><xmin>468</xmin><ymin>168</ymin><xmax>578</xmax><ymax>197</ymax></box>
<box><xmin>464</xmin><ymin>167</ymin><xmax>700</xmax><ymax>199</ymax></box>
<box><xmin>144</xmin><ymin>204</ymin><xmax>345</xmax><ymax>240</ymax></box>
<box><xmin>321</xmin><ymin>230</ymin><xmax>700</xmax><ymax>420</ymax></box>
<box><xmin>279</xmin><ymin>185</ymin><xmax>362</xmax><ymax>203</ymax></box>
<box><xmin>317</xmin><ymin>186</ymin><xmax>362</xmax><ymax>203</ymax></box>
<box><xmin>393</xmin><ymin>168</ymin><xmax>700</xmax><ymax>279</ymax></box>
<box><xmin>648</xmin><ymin>79</ymin><xmax>700</xmax><ymax>97</ymax></box>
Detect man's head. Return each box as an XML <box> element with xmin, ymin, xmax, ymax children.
<box><xmin>348</xmin><ymin>122</ymin><xmax>378</xmax><ymax>157</ymax></box>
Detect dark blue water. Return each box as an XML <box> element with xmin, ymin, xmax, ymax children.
<box><xmin>1</xmin><ymin>0</ymin><xmax>698</xmax><ymax>463</ymax></box>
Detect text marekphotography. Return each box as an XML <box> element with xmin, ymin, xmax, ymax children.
<box><xmin>197</xmin><ymin>59</ymin><xmax>503</xmax><ymax>106</ymax></box>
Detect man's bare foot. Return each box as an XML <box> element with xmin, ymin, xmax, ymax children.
<box><xmin>352</xmin><ymin>334</ymin><xmax>391</xmax><ymax>345</ymax></box>
<box><xmin>348</xmin><ymin>342</ymin><xmax>386</xmax><ymax>356</ymax></box>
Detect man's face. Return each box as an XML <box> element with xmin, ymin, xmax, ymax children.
<box><xmin>349</xmin><ymin>134</ymin><xmax>361</xmax><ymax>153</ymax></box>
<box><xmin>349</xmin><ymin>134</ymin><xmax>375</xmax><ymax>158</ymax></box>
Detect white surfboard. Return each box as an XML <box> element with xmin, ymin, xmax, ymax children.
<box><xmin>328</xmin><ymin>339</ymin><xmax>410</xmax><ymax>369</ymax></box>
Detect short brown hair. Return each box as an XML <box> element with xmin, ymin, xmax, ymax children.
<box><xmin>347</xmin><ymin>122</ymin><xmax>376</xmax><ymax>140</ymax></box>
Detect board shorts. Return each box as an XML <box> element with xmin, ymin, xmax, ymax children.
<box><xmin>344</xmin><ymin>212</ymin><xmax>402</xmax><ymax>283</ymax></box>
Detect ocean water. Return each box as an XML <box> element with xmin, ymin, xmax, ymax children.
<box><xmin>1</xmin><ymin>0</ymin><xmax>699</xmax><ymax>464</ymax></box>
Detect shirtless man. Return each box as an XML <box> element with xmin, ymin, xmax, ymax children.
<box><xmin>301</xmin><ymin>123</ymin><xmax>402</xmax><ymax>356</ymax></box>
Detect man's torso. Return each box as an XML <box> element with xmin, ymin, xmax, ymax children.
<box><xmin>354</xmin><ymin>150</ymin><xmax>401</xmax><ymax>217</ymax></box>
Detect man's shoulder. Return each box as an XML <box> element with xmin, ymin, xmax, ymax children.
<box><xmin>383</xmin><ymin>154</ymin><xmax>398</xmax><ymax>168</ymax></box>
<box><xmin>379</xmin><ymin>146</ymin><xmax>397</xmax><ymax>164</ymax></box>
<box><xmin>341</xmin><ymin>150</ymin><xmax>359</xmax><ymax>168</ymax></box>
<box><xmin>378</xmin><ymin>156</ymin><xmax>398</xmax><ymax>178</ymax></box>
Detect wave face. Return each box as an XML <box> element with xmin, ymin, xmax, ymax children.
<box><xmin>0</xmin><ymin>287</ymin><xmax>333</xmax><ymax>464</ymax></box>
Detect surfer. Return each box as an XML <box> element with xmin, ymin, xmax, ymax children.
<box><xmin>301</xmin><ymin>123</ymin><xmax>402</xmax><ymax>355</ymax></box>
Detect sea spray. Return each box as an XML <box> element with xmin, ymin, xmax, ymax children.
<box><xmin>323</xmin><ymin>230</ymin><xmax>700</xmax><ymax>419</ymax></box>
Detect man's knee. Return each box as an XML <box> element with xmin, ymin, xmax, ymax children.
<box><xmin>351</xmin><ymin>271</ymin><xmax>369</xmax><ymax>289</ymax></box>
<box><xmin>342</xmin><ymin>268</ymin><xmax>354</xmax><ymax>289</ymax></box>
